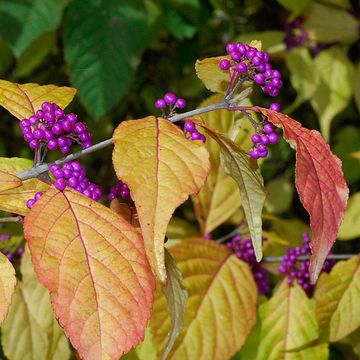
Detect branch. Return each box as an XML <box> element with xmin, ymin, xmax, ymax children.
<box><xmin>0</xmin><ymin>216</ymin><xmax>23</xmax><ymax>224</ymax></box>
<box><xmin>16</xmin><ymin>102</ymin><xmax>230</xmax><ymax>181</ymax></box>
<box><xmin>263</xmin><ymin>254</ymin><xmax>355</xmax><ymax>262</ymax></box>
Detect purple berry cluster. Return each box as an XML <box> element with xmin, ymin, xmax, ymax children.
<box><xmin>1</xmin><ymin>234</ymin><xmax>24</xmax><ymax>265</ymax></box>
<box><xmin>227</xmin><ymin>234</ymin><xmax>270</xmax><ymax>295</ymax></box>
<box><xmin>19</xmin><ymin>102</ymin><xmax>93</xmax><ymax>153</ymax></box>
<box><xmin>108</xmin><ymin>181</ymin><xmax>132</xmax><ymax>202</ymax></box>
<box><xmin>278</xmin><ymin>232</ymin><xmax>336</xmax><ymax>296</ymax></box>
<box><xmin>183</xmin><ymin>120</ymin><xmax>206</xmax><ymax>143</ymax></box>
<box><xmin>154</xmin><ymin>92</ymin><xmax>186</xmax><ymax>116</ymax></box>
<box><xmin>26</xmin><ymin>191</ymin><xmax>44</xmax><ymax>209</ymax></box>
<box><xmin>249</xmin><ymin>108</ymin><xmax>280</xmax><ymax>159</ymax></box>
<box><xmin>284</xmin><ymin>19</ymin><xmax>310</xmax><ymax>51</ymax></box>
<box><xmin>219</xmin><ymin>42</ymin><xmax>283</xmax><ymax>97</ymax></box>
<box><xmin>49</xmin><ymin>162</ymin><xmax>102</xmax><ymax>201</ymax></box>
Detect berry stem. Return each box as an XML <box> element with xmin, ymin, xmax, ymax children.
<box><xmin>0</xmin><ymin>216</ymin><xmax>23</xmax><ymax>224</ymax></box>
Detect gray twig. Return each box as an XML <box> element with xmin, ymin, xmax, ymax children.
<box><xmin>0</xmin><ymin>216</ymin><xmax>23</xmax><ymax>224</ymax></box>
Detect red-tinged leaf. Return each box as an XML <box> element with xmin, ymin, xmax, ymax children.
<box><xmin>256</xmin><ymin>107</ymin><xmax>349</xmax><ymax>283</ymax></box>
<box><xmin>24</xmin><ymin>186</ymin><xmax>156</xmax><ymax>360</ymax></box>
<box><xmin>0</xmin><ymin>252</ymin><xmax>16</xmax><ymax>325</ymax></box>
<box><xmin>0</xmin><ymin>169</ymin><xmax>22</xmax><ymax>192</ymax></box>
<box><xmin>0</xmin><ymin>80</ymin><xmax>76</xmax><ymax>120</ymax></box>
<box><xmin>112</xmin><ymin>117</ymin><xmax>210</xmax><ymax>283</ymax></box>
<box><xmin>110</xmin><ymin>199</ymin><xmax>140</xmax><ymax>229</ymax></box>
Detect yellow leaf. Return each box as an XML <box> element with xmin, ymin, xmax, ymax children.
<box><xmin>350</xmin><ymin>150</ymin><xmax>360</xmax><ymax>160</ymax></box>
<box><xmin>1</xmin><ymin>249</ymin><xmax>70</xmax><ymax>360</ymax></box>
<box><xmin>314</xmin><ymin>255</ymin><xmax>360</xmax><ymax>342</ymax></box>
<box><xmin>0</xmin><ymin>170</ymin><xmax>22</xmax><ymax>192</ymax></box>
<box><xmin>0</xmin><ymin>157</ymin><xmax>49</xmax><ymax>215</ymax></box>
<box><xmin>24</xmin><ymin>186</ymin><xmax>156</xmax><ymax>360</ymax></box>
<box><xmin>151</xmin><ymin>238</ymin><xmax>257</xmax><ymax>360</ymax></box>
<box><xmin>112</xmin><ymin>117</ymin><xmax>210</xmax><ymax>283</ymax></box>
<box><xmin>192</xmin><ymin>94</ymin><xmax>242</xmax><ymax>234</ymax></box>
<box><xmin>0</xmin><ymin>80</ymin><xmax>76</xmax><ymax>120</ymax></box>
<box><xmin>243</xmin><ymin>281</ymin><xmax>326</xmax><ymax>360</ymax></box>
<box><xmin>0</xmin><ymin>252</ymin><xmax>16</xmax><ymax>325</ymax></box>
<box><xmin>338</xmin><ymin>192</ymin><xmax>360</xmax><ymax>240</ymax></box>
<box><xmin>194</xmin><ymin>120</ymin><xmax>265</xmax><ymax>261</ymax></box>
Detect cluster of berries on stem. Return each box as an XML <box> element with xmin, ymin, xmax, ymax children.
<box><xmin>108</xmin><ymin>181</ymin><xmax>132</xmax><ymax>202</ymax></box>
<box><xmin>219</xmin><ymin>42</ymin><xmax>283</xmax><ymax>97</ymax></box>
<box><xmin>26</xmin><ymin>191</ymin><xmax>44</xmax><ymax>209</ymax></box>
<box><xmin>154</xmin><ymin>92</ymin><xmax>186</xmax><ymax>117</ymax></box>
<box><xmin>19</xmin><ymin>102</ymin><xmax>92</xmax><ymax>154</ymax></box>
<box><xmin>50</xmin><ymin>161</ymin><xmax>102</xmax><ymax>201</ymax></box>
<box><xmin>227</xmin><ymin>234</ymin><xmax>270</xmax><ymax>295</ymax></box>
<box><xmin>183</xmin><ymin>120</ymin><xmax>206</xmax><ymax>143</ymax></box>
<box><xmin>249</xmin><ymin>105</ymin><xmax>280</xmax><ymax>159</ymax></box>
<box><xmin>278</xmin><ymin>232</ymin><xmax>336</xmax><ymax>296</ymax></box>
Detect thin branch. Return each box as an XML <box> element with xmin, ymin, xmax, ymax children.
<box><xmin>16</xmin><ymin>102</ymin><xmax>230</xmax><ymax>181</ymax></box>
<box><xmin>217</xmin><ymin>227</ymin><xmax>241</xmax><ymax>243</ymax></box>
<box><xmin>263</xmin><ymin>254</ymin><xmax>355</xmax><ymax>262</ymax></box>
<box><xmin>0</xmin><ymin>216</ymin><xmax>23</xmax><ymax>224</ymax></box>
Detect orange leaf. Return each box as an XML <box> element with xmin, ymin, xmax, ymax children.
<box><xmin>24</xmin><ymin>186</ymin><xmax>155</xmax><ymax>360</ymax></box>
<box><xmin>0</xmin><ymin>252</ymin><xmax>16</xmax><ymax>325</ymax></box>
<box><xmin>0</xmin><ymin>169</ymin><xmax>22</xmax><ymax>192</ymax></box>
<box><xmin>110</xmin><ymin>199</ymin><xmax>140</xmax><ymax>229</ymax></box>
<box><xmin>0</xmin><ymin>80</ymin><xmax>77</xmax><ymax>120</ymax></box>
<box><xmin>112</xmin><ymin>117</ymin><xmax>210</xmax><ymax>283</ymax></box>
<box><xmin>257</xmin><ymin>108</ymin><xmax>349</xmax><ymax>283</ymax></box>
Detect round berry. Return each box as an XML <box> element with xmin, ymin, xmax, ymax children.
<box><xmin>237</xmin><ymin>43</ymin><xmax>246</xmax><ymax>54</ymax></box>
<box><xmin>52</xmin><ymin>169</ymin><xmax>64</xmax><ymax>179</ymax></box>
<box><xmin>263</xmin><ymin>123</ymin><xmax>275</xmax><ymax>134</ymax></box>
<box><xmin>41</xmin><ymin>102</ymin><xmax>52</xmax><ymax>112</ymax></box>
<box><xmin>24</xmin><ymin>132</ymin><xmax>34</xmax><ymax>142</ymax></box>
<box><xmin>230</xmin><ymin>51</ymin><xmax>242</xmax><ymax>61</ymax></box>
<box><xmin>29</xmin><ymin>116</ymin><xmax>38</xmax><ymax>125</ymax></box>
<box><xmin>251</xmin><ymin>133</ymin><xmax>261</xmax><ymax>143</ymax></box>
<box><xmin>226</xmin><ymin>43</ymin><xmax>236</xmax><ymax>53</ymax></box>
<box><xmin>272</xmin><ymin>70</ymin><xmax>281</xmax><ymax>79</ymax></box>
<box><xmin>252</xmin><ymin>56</ymin><xmax>262</xmax><ymax>66</ymax></box>
<box><xmin>258</xmin><ymin>148</ymin><xmax>269</xmax><ymax>158</ymax></box>
<box><xmin>33</xmin><ymin>128</ymin><xmax>44</xmax><ymax>139</ymax></box>
<box><xmin>249</xmin><ymin>149</ymin><xmax>260</xmax><ymax>159</ymax></box>
<box><xmin>164</xmin><ymin>92</ymin><xmax>177</xmax><ymax>105</ymax></box>
<box><xmin>79</xmin><ymin>132</ymin><xmax>91</xmax><ymax>142</ymax></box>
<box><xmin>200</xmin><ymin>134</ymin><xmax>206</xmax><ymax>143</ymax></box>
<box><xmin>20</xmin><ymin>119</ymin><xmax>30</xmax><ymax>129</ymax></box>
<box><xmin>60</xmin><ymin>146</ymin><xmax>70</xmax><ymax>154</ymax></box>
<box><xmin>269</xmin><ymin>102</ymin><xmax>280</xmax><ymax>112</ymax></box>
<box><xmin>26</xmin><ymin>199</ymin><xmax>36</xmax><ymax>209</ymax></box>
<box><xmin>268</xmin><ymin>132</ymin><xmax>279</xmax><ymax>144</ymax></box>
<box><xmin>257</xmin><ymin>64</ymin><xmax>266</xmax><ymax>72</ymax></box>
<box><xmin>184</xmin><ymin>121</ymin><xmax>196</xmax><ymax>133</ymax></box>
<box><xmin>246</xmin><ymin>49</ymin><xmax>256</xmax><ymax>59</ymax></box>
<box><xmin>29</xmin><ymin>139</ymin><xmax>40</xmax><ymax>149</ymax></box>
<box><xmin>47</xmin><ymin>139</ymin><xmax>58</xmax><ymax>150</ymax></box>
<box><xmin>235</xmin><ymin>62</ymin><xmax>247</xmax><ymax>74</ymax></box>
<box><xmin>254</xmin><ymin>73</ymin><xmax>265</xmax><ymax>85</ymax></box>
<box><xmin>257</xmin><ymin>143</ymin><xmax>267</xmax><ymax>152</ymax></box>
<box><xmin>260</xmin><ymin>135</ymin><xmax>270</xmax><ymax>145</ymax></box>
<box><xmin>175</xmin><ymin>98</ymin><xmax>186</xmax><ymax>109</ymax></box>
<box><xmin>74</xmin><ymin>122</ymin><xmax>87</xmax><ymax>134</ymax></box>
<box><xmin>219</xmin><ymin>59</ymin><xmax>231</xmax><ymax>71</ymax></box>
<box><xmin>52</xmin><ymin>124</ymin><xmax>63</xmax><ymax>135</ymax></box>
<box><xmin>44</xmin><ymin>112</ymin><xmax>55</xmax><ymax>123</ymax></box>
<box><xmin>34</xmin><ymin>192</ymin><xmax>43</xmax><ymax>201</ymax></box>
<box><xmin>55</xmin><ymin>108</ymin><xmax>64</xmax><ymax>118</ymax></box>
<box><xmin>44</xmin><ymin>130</ymin><xmax>54</xmax><ymax>140</ymax></box>
<box><xmin>54</xmin><ymin>178</ymin><xmax>66</xmax><ymax>191</ymax></box>
<box><xmin>82</xmin><ymin>141</ymin><xmax>92</xmax><ymax>149</ymax></box>
<box><xmin>66</xmin><ymin>113</ymin><xmax>77</xmax><ymax>123</ymax></box>
<box><xmin>68</xmin><ymin>177</ymin><xmax>78</xmax><ymax>187</ymax></box>
<box><xmin>36</xmin><ymin>110</ymin><xmax>44</xmax><ymax>119</ymax></box>
<box><xmin>155</xmin><ymin>99</ymin><xmax>166</xmax><ymax>109</ymax></box>
<box><xmin>191</xmin><ymin>131</ymin><xmax>201</xmax><ymax>140</ymax></box>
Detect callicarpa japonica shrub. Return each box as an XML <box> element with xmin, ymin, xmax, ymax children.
<box><xmin>0</xmin><ymin>33</ymin><xmax>358</xmax><ymax>360</ymax></box>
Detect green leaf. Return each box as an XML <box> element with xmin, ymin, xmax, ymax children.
<box><xmin>239</xmin><ymin>281</ymin><xmax>328</xmax><ymax>360</ymax></box>
<box><xmin>277</xmin><ymin>0</ymin><xmax>311</xmax><ymax>18</ymax></box>
<box><xmin>16</xmin><ymin>32</ymin><xmax>56</xmax><ymax>78</ymax></box>
<box><xmin>192</xmin><ymin>94</ymin><xmax>250</xmax><ymax>234</ymax></box>
<box><xmin>285</xmin><ymin>47</ymin><xmax>319</xmax><ymax>113</ymax></box>
<box><xmin>1</xmin><ymin>249</ymin><xmax>70</xmax><ymax>360</ymax></box>
<box><xmin>159</xmin><ymin>249</ymin><xmax>188</xmax><ymax>360</ymax></box>
<box><xmin>314</xmin><ymin>255</ymin><xmax>360</xmax><ymax>342</ymax></box>
<box><xmin>310</xmin><ymin>47</ymin><xmax>354</xmax><ymax>140</ymax></box>
<box><xmin>0</xmin><ymin>38</ymin><xmax>13</xmax><ymax>75</ymax></box>
<box><xmin>354</xmin><ymin>63</ymin><xmax>360</xmax><ymax>114</ymax></box>
<box><xmin>333</xmin><ymin>126</ymin><xmax>360</xmax><ymax>185</ymax></box>
<box><xmin>236</xmin><ymin>31</ymin><xmax>285</xmax><ymax>52</ymax></box>
<box><xmin>122</xmin><ymin>328</ymin><xmax>157</xmax><ymax>360</ymax></box>
<box><xmin>194</xmin><ymin>120</ymin><xmax>266</xmax><ymax>261</ymax></box>
<box><xmin>0</xmin><ymin>0</ymin><xmax>64</xmax><ymax>57</ymax></box>
<box><xmin>304</xmin><ymin>2</ymin><xmax>359</xmax><ymax>44</ymax></box>
<box><xmin>64</xmin><ymin>0</ymin><xmax>154</xmax><ymax>118</ymax></box>
<box><xmin>338</xmin><ymin>193</ymin><xmax>360</xmax><ymax>240</ymax></box>
<box><xmin>264</xmin><ymin>177</ymin><xmax>294</xmax><ymax>214</ymax></box>
<box><xmin>164</xmin><ymin>4</ymin><xmax>197</xmax><ymax>40</ymax></box>
<box><xmin>151</xmin><ymin>238</ymin><xmax>257</xmax><ymax>359</ymax></box>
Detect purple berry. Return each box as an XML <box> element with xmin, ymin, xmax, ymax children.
<box><xmin>60</xmin><ymin>146</ymin><xmax>70</xmax><ymax>154</ymax></box>
<box><xmin>164</xmin><ymin>92</ymin><xmax>177</xmax><ymax>105</ymax></box>
<box><xmin>47</xmin><ymin>139</ymin><xmax>58</xmax><ymax>150</ymax></box>
<box><xmin>34</xmin><ymin>192</ymin><xmax>43</xmax><ymax>201</ymax></box>
<box><xmin>26</xmin><ymin>199</ymin><xmax>36</xmax><ymax>209</ymax></box>
<box><xmin>254</xmin><ymin>73</ymin><xmax>265</xmax><ymax>85</ymax></box>
<box><xmin>52</xmin><ymin>169</ymin><xmax>64</xmax><ymax>179</ymax></box>
<box><xmin>235</xmin><ymin>62</ymin><xmax>247</xmax><ymax>73</ymax></box>
<box><xmin>33</xmin><ymin>128</ymin><xmax>44</xmax><ymax>139</ymax></box>
<box><xmin>36</xmin><ymin>110</ymin><xmax>44</xmax><ymax>119</ymax></box>
<box><xmin>155</xmin><ymin>99</ymin><xmax>166</xmax><ymax>109</ymax></box>
<box><xmin>226</xmin><ymin>43</ymin><xmax>236</xmax><ymax>53</ymax></box>
<box><xmin>263</xmin><ymin>123</ymin><xmax>275</xmax><ymax>134</ymax></box>
<box><xmin>260</xmin><ymin>135</ymin><xmax>270</xmax><ymax>145</ymax></box>
<box><xmin>52</xmin><ymin>124</ymin><xmax>63</xmax><ymax>135</ymax></box>
<box><xmin>175</xmin><ymin>98</ymin><xmax>186</xmax><ymax>109</ymax></box>
<box><xmin>249</xmin><ymin>149</ymin><xmax>260</xmax><ymax>159</ymax></box>
<box><xmin>230</xmin><ymin>51</ymin><xmax>242</xmax><ymax>61</ymax></box>
<box><xmin>41</xmin><ymin>102</ymin><xmax>52</xmax><ymax>112</ymax></box>
<box><xmin>29</xmin><ymin>139</ymin><xmax>40</xmax><ymax>149</ymax></box>
<box><xmin>251</xmin><ymin>133</ymin><xmax>261</xmax><ymax>143</ymax></box>
<box><xmin>49</xmin><ymin>164</ymin><xmax>61</xmax><ymax>173</ymax></box>
<box><xmin>252</xmin><ymin>56</ymin><xmax>262</xmax><ymax>66</ymax></box>
<box><xmin>74</xmin><ymin>122</ymin><xmax>87</xmax><ymax>134</ymax></box>
<box><xmin>24</xmin><ymin>132</ymin><xmax>34</xmax><ymax>142</ymax></box>
<box><xmin>191</xmin><ymin>131</ymin><xmax>201</xmax><ymax>140</ymax></box>
<box><xmin>269</xmin><ymin>102</ymin><xmax>281</xmax><ymax>112</ymax></box>
<box><xmin>200</xmin><ymin>134</ymin><xmax>206</xmax><ymax>143</ymax></box>
<box><xmin>268</xmin><ymin>132</ymin><xmax>279</xmax><ymax>144</ymax></box>
<box><xmin>55</xmin><ymin>108</ymin><xmax>65</xmax><ymax>118</ymax></box>
<box><xmin>29</xmin><ymin>116</ymin><xmax>38</xmax><ymax>125</ymax></box>
<box><xmin>44</xmin><ymin>112</ymin><xmax>55</xmax><ymax>123</ymax></box>
<box><xmin>54</xmin><ymin>178</ymin><xmax>66</xmax><ymax>191</ymax></box>
<box><xmin>82</xmin><ymin>141</ymin><xmax>92</xmax><ymax>149</ymax></box>
<box><xmin>66</xmin><ymin>113</ymin><xmax>77</xmax><ymax>123</ymax></box>
<box><xmin>257</xmin><ymin>144</ymin><xmax>267</xmax><ymax>152</ymax></box>
<box><xmin>20</xmin><ymin>119</ymin><xmax>30</xmax><ymax>129</ymax></box>
<box><xmin>184</xmin><ymin>121</ymin><xmax>196</xmax><ymax>133</ymax></box>
<box><xmin>219</xmin><ymin>59</ymin><xmax>231</xmax><ymax>71</ymax></box>
<box><xmin>257</xmin><ymin>64</ymin><xmax>266</xmax><ymax>72</ymax></box>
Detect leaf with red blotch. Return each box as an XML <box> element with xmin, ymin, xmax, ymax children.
<box><xmin>24</xmin><ymin>186</ymin><xmax>155</xmax><ymax>360</ymax></box>
<box><xmin>257</xmin><ymin>107</ymin><xmax>349</xmax><ymax>284</ymax></box>
<box><xmin>0</xmin><ymin>169</ymin><xmax>22</xmax><ymax>192</ymax></box>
